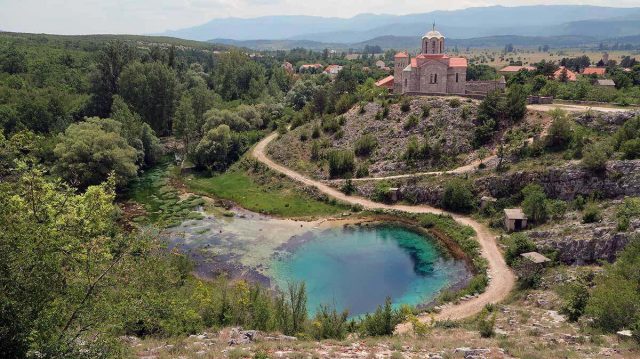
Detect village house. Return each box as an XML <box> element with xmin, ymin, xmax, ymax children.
<box><xmin>499</xmin><ymin>65</ymin><xmax>536</xmax><ymax>75</ymax></box>
<box><xmin>582</xmin><ymin>67</ymin><xmax>606</xmax><ymax>76</ymax></box>
<box><xmin>388</xmin><ymin>24</ymin><xmax>505</xmax><ymax>97</ymax></box>
<box><xmin>504</xmin><ymin>208</ymin><xmax>528</xmax><ymax>232</ymax></box>
<box><xmin>553</xmin><ymin>66</ymin><xmax>577</xmax><ymax>82</ymax></box>
<box><xmin>375</xmin><ymin>75</ymin><xmax>395</xmax><ymax>90</ymax></box>
<box><xmin>323</xmin><ymin>64</ymin><xmax>343</xmax><ymax>76</ymax></box>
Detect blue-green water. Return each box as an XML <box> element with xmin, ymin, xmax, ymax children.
<box><xmin>271</xmin><ymin>224</ymin><xmax>470</xmax><ymax>317</ymax></box>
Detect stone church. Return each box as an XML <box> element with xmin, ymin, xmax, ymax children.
<box><xmin>393</xmin><ymin>25</ymin><xmax>468</xmax><ymax>95</ymax></box>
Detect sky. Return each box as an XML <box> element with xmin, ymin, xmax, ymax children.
<box><xmin>1</xmin><ymin>0</ymin><xmax>639</xmax><ymax>35</ymax></box>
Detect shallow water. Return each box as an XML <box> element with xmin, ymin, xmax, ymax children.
<box><xmin>165</xmin><ymin>209</ymin><xmax>469</xmax><ymax>316</ymax></box>
<box><xmin>270</xmin><ymin>224</ymin><xmax>469</xmax><ymax>316</ymax></box>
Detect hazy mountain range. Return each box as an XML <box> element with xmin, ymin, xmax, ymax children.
<box><xmin>158</xmin><ymin>5</ymin><xmax>640</xmax><ymax>50</ymax></box>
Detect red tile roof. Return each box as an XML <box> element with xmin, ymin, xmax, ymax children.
<box><xmin>553</xmin><ymin>66</ymin><xmax>577</xmax><ymax>81</ymax></box>
<box><xmin>394</xmin><ymin>52</ymin><xmax>409</xmax><ymax>58</ymax></box>
<box><xmin>582</xmin><ymin>67</ymin><xmax>606</xmax><ymax>76</ymax></box>
<box><xmin>375</xmin><ymin>75</ymin><xmax>394</xmax><ymax>89</ymax></box>
<box><xmin>500</xmin><ymin>65</ymin><xmax>536</xmax><ymax>72</ymax></box>
<box><xmin>449</xmin><ymin>57</ymin><xmax>468</xmax><ymax>68</ymax></box>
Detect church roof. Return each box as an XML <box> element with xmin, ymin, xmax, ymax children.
<box><xmin>423</xmin><ymin>30</ymin><xmax>444</xmax><ymax>39</ymax></box>
<box><xmin>449</xmin><ymin>57</ymin><xmax>468</xmax><ymax>67</ymax></box>
<box><xmin>410</xmin><ymin>55</ymin><xmax>467</xmax><ymax>68</ymax></box>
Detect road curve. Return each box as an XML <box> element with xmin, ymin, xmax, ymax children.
<box><xmin>252</xmin><ymin>133</ymin><xmax>516</xmax><ymax>322</ymax></box>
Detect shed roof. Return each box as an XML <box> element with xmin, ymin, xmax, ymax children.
<box><xmin>596</xmin><ymin>79</ymin><xmax>616</xmax><ymax>86</ymax></box>
<box><xmin>504</xmin><ymin>208</ymin><xmax>527</xmax><ymax>220</ymax></box>
<box><xmin>375</xmin><ymin>75</ymin><xmax>394</xmax><ymax>87</ymax></box>
<box><xmin>520</xmin><ymin>252</ymin><xmax>551</xmax><ymax>264</ymax></box>
<box><xmin>582</xmin><ymin>67</ymin><xmax>606</xmax><ymax>76</ymax></box>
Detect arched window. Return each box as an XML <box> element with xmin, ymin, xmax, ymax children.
<box><xmin>431</xmin><ymin>40</ymin><xmax>436</xmax><ymax>53</ymax></box>
<box><xmin>434</xmin><ymin>74</ymin><xmax>438</xmax><ymax>83</ymax></box>
<box><xmin>440</xmin><ymin>41</ymin><xmax>443</xmax><ymax>53</ymax></box>
<box><xmin>405</xmin><ymin>78</ymin><xmax>408</xmax><ymax>87</ymax></box>
<box><xmin>456</xmin><ymin>73</ymin><xmax>459</xmax><ymax>83</ymax></box>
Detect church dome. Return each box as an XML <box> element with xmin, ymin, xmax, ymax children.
<box><xmin>423</xmin><ymin>30</ymin><xmax>444</xmax><ymax>39</ymax></box>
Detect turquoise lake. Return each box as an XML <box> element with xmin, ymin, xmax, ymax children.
<box><xmin>270</xmin><ymin>224</ymin><xmax>470</xmax><ymax>317</ymax></box>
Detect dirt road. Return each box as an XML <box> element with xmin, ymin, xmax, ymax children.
<box><xmin>252</xmin><ymin>133</ymin><xmax>516</xmax><ymax>322</ymax></box>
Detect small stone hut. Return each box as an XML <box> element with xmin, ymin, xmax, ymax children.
<box><xmin>504</xmin><ymin>208</ymin><xmax>527</xmax><ymax>232</ymax></box>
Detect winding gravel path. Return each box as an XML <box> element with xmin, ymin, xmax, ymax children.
<box><xmin>252</xmin><ymin>133</ymin><xmax>516</xmax><ymax>321</ymax></box>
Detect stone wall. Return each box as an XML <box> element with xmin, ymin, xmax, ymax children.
<box><xmin>532</xmin><ymin>229</ymin><xmax>635</xmax><ymax>265</ymax></box>
<box><xmin>465</xmin><ymin>80</ymin><xmax>506</xmax><ymax>95</ymax></box>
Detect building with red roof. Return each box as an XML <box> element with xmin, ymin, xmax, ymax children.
<box><xmin>582</xmin><ymin>67</ymin><xmax>606</xmax><ymax>76</ymax></box>
<box><xmin>499</xmin><ymin>65</ymin><xmax>536</xmax><ymax>74</ymax></box>
<box><xmin>393</xmin><ymin>26</ymin><xmax>468</xmax><ymax>95</ymax></box>
<box><xmin>553</xmin><ymin>66</ymin><xmax>578</xmax><ymax>82</ymax></box>
<box><xmin>374</xmin><ymin>75</ymin><xmax>395</xmax><ymax>90</ymax></box>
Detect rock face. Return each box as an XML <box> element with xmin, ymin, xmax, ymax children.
<box><xmin>530</xmin><ymin>229</ymin><xmax>635</xmax><ymax>265</ymax></box>
<box><xmin>574</xmin><ymin>110</ymin><xmax>640</xmax><ymax>134</ymax></box>
<box><xmin>475</xmin><ymin>160</ymin><xmax>640</xmax><ymax>201</ymax></box>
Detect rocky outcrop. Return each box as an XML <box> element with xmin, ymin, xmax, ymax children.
<box><xmin>574</xmin><ymin>110</ymin><xmax>640</xmax><ymax>134</ymax></box>
<box><xmin>475</xmin><ymin>160</ymin><xmax>640</xmax><ymax>201</ymax></box>
<box><xmin>531</xmin><ymin>229</ymin><xmax>635</xmax><ymax>265</ymax></box>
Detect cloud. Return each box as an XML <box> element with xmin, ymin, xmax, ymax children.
<box><xmin>0</xmin><ymin>0</ymin><xmax>637</xmax><ymax>34</ymax></box>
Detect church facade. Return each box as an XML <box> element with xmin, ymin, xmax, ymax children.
<box><xmin>393</xmin><ymin>26</ymin><xmax>468</xmax><ymax>95</ymax></box>
<box><xmin>393</xmin><ymin>25</ymin><xmax>467</xmax><ymax>95</ymax></box>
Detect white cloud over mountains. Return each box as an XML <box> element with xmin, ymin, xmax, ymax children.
<box><xmin>0</xmin><ymin>0</ymin><xmax>638</xmax><ymax>35</ymax></box>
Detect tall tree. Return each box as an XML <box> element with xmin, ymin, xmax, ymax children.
<box><xmin>90</xmin><ymin>41</ymin><xmax>136</xmax><ymax>118</ymax></box>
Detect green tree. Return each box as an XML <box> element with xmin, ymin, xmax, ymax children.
<box><xmin>545</xmin><ymin>109</ymin><xmax>572</xmax><ymax>150</ymax></box>
<box><xmin>193</xmin><ymin>124</ymin><xmax>232</xmax><ymax>172</ymax></box>
<box><xmin>173</xmin><ymin>95</ymin><xmax>199</xmax><ymax>156</ymax></box>
<box><xmin>110</xmin><ymin>96</ymin><xmax>161</xmax><ymax>167</ymax></box>
<box><xmin>54</xmin><ymin>118</ymin><xmax>138</xmax><ymax>188</ymax></box>
<box><xmin>327</xmin><ymin>150</ymin><xmax>355</xmax><ymax>178</ymax></box>
<box><xmin>90</xmin><ymin>41</ymin><xmax>136</xmax><ymax>117</ymax></box>
<box><xmin>119</xmin><ymin>61</ymin><xmax>179</xmax><ymax>135</ymax></box>
<box><xmin>441</xmin><ymin>179</ymin><xmax>474</xmax><ymax>213</ymax></box>
<box><xmin>521</xmin><ymin>184</ymin><xmax>548</xmax><ymax>224</ymax></box>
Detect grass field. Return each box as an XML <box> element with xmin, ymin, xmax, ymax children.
<box><xmin>456</xmin><ymin>48</ymin><xmax>639</xmax><ymax>68</ymax></box>
<box><xmin>185</xmin><ymin>160</ymin><xmax>348</xmax><ymax>218</ymax></box>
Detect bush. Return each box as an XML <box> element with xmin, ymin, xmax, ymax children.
<box><xmin>581</xmin><ymin>142</ymin><xmax>610</xmax><ymax>173</ymax></box>
<box><xmin>321</xmin><ymin>116</ymin><xmax>340</xmax><ymax>133</ymax></box>
<box><xmin>621</xmin><ymin>138</ymin><xmax>640</xmax><ymax>159</ymax></box>
<box><xmin>355</xmin><ymin>163</ymin><xmax>369</xmax><ymax>178</ymax></box>
<box><xmin>617</xmin><ymin>197</ymin><xmax>640</xmax><ymax>231</ymax></box>
<box><xmin>372</xmin><ymin>181</ymin><xmax>391</xmax><ymax>203</ymax></box>
<box><xmin>358</xmin><ymin>297</ymin><xmax>406</xmax><ymax>336</ymax></box>
<box><xmin>310</xmin><ymin>304</ymin><xmax>349</xmax><ymax>340</ymax></box>
<box><xmin>477</xmin><ymin>309</ymin><xmax>496</xmax><ymax>338</ymax></box>
<box><xmin>582</xmin><ymin>202</ymin><xmax>601</xmax><ymax>223</ymax></box>
<box><xmin>546</xmin><ymin>199</ymin><xmax>567</xmax><ymax>220</ymax></box>
<box><xmin>545</xmin><ymin>110</ymin><xmax>573</xmax><ymax>150</ymax></box>
<box><xmin>448</xmin><ymin>98</ymin><xmax>461</xmax><ymax>108</ymax></box>
<box><xmin>403</xmin><ymin>114</ymin><xmax>419</xmax><ymax>130</ymax></box>
<box><xmin>299</xmin><ymin>132</ymin><xmax>308</xmax><ymax>141</ymax></box>
<box><xmin>421</xmin><ymin>104</ymin><xmax>431</xmax><ymax>118</ymax></box>
<box><xmin>521</xmin><ymin>184</ymin><xmax>548</xmax><ymax>224</ymax></box>
<box><xmin>341</xmin><ymin>179</ymin><xmax>356</xmax><ymax>195</ymax></box>
<box><xmin>441</xmin><ymin>179</ymin><xmax>474</xmax><ymax>213</ymax></box>
<box><xmin>310</xmin><ymin>141</ymin><xmax>321</xmax><ymax>161</ymax></box>
<box><xmin>400</xmin><ymin>98</ymin><xmax>411</xmax><ymax>112</ymax></box>
<box><xmin>504</xmin><ymin>233</ymin><xmax>536</xmax><ymax>266</ymax></box>
<box><xmin>311</xmin><ymin>125</ymin><xmax>321</xmax><ymax>139</ymax></box>
<box><xmin>560</xmin><ymin>279</ymin><xmax>591</xmax><ymax>322</ymax></box>
<box><xmin>327</xmin><ymin>150</ymin><xmax>355</xmax><ymax>178</ymax></box>
<box><xmin>354</xmin><ymin>134</ymin><xmax>378</xmax><ymax>157</ymax></box>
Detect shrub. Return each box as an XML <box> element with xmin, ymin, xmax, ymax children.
<box><xmin>545</xmin><ymin>110</ymin><xmax>573</xmax><ymax>150</ymax></box>
<box><xmin>310</xmin><ymin>141</ymin><xmax>320</xmax><ymax>161</ymax></box>
<box><xmin>521</xmin><ymin>184</ymin><xmax>548</xmax><ymax>224</ymax></box>
<box><xmin>477</xmin><ymin>309</ymin><xmax>496</xmax><ymax>338</ymax></box>
<box><xmin>321</xmin><ymin>116</ymin><xmax>340</xmax><ymax>133</ymax></box>
<box><xmin>441</xmin><ymin>179</ymin><xmax>474</xmax><ymax>213</ymax></box>
<box><xmin>299</xmin><ymin>132</ymin><xmax>308</xmax><ymax>141</ymax></box>
<box><xmin>341</xmin><ymin>179</ymin><xmax>356</xmax><ymax>195</ymax></box>
<box><xmin>372</xmin><ymin>181</ymin><xmax>392</xmax><ymax>203</ymax></box>
<box><xmin>504</xmin><ymin>233</ymin><xmax>536</xmax><ymax>266</ymax></box>
<box><xmin>621</xmin><ymin>138</ymin><xmax>640</xmax><ymax>159</ymax></box>
<box><xmin>327</xmin><ymin>150</ymin><xmax>355</xmax><ymax>178</ymax></box>
<box><xmin>382</xmin><ymin>105</ymin><xmax>390</xmax><ymax>118</ymax></box>
<box><xmin>310</xmin><ymin>304</ymin><xmax>349</xmax><ymax>340</ymax></box>
<box><xmin>581</xmin><ymin>142</ymin><xmax>610</xmax><ymax>173</ymax></box>
<box><xmin>311</xmin><ymin>125</ymin><xmax>321</xmax><ymax>139</ymax></box>
<box><xmin>354</xmin><ymin>134</ymin><xmax>378</xmax><ymax>157</ymax></box>
<box><xmin>582</xmin><ymin>202</ymin><xmax>601</xmax><ymax>223</ymax></box>
<box><xmin>358</xmin><ymin>297</ymin><xmax>406</xmax><ymax>337</ymax></box>
<box><xmin>546</xmin><ymin>199</ymin><xmax>568</xmax><ymax>220</ymax></box>
<box><xmin>421</xmin><ymin>104</ymin><xmax>432</xmax><ymax>118</ymax></box>
<box><xmin>617</xmin><ymin>197</ymin><xmax>640</xmax><ymax>231</ymax></box>
<box><xmin>403</xmin><ymin>114</ymin><xmax>419</xmax><ymax>130</ymax></box>
<box><xmin>560</xmin><ymin>279</ymin><xmax>591</xmax><ymax>322</ymax></box>
<box><xmin>400</xmin><ymin>98</ymin><xmax>411</xmax><ymax>112</ymax></box>
<box><xmin>448</xmin><ymin>98</ymin><xmax>461</xmax><ymax>108</ymax></box>
<box><xmin>355</xmin><ymin>163</ymin><xmax>369</xmax><ymax>178</ymax></box>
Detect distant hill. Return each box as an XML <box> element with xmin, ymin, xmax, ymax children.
<box><xmin>161</xmin><ymin>5</ymin><xmax>640</xmax><ymax>43</ymax></box>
